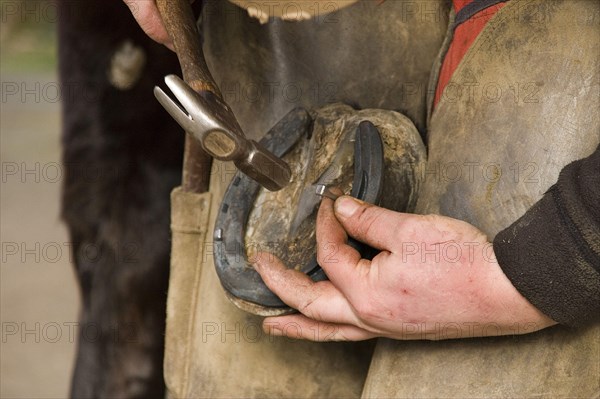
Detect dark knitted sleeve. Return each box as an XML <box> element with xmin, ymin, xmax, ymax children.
<box><xmin>493</xmin><ymin>145</ymin><xmax>600</xmax><ymax>327</ymax></box>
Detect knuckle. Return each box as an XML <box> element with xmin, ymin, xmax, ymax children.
<box><xmin>298</xmin><ymin>296</ymin><xmax>319</xmax><ymax>317</ymax></box>
<box><xmin>316</xmin><ymin>241</ymin><xmax>338</xmax><ymax>265</ymax></box>
<box><xmin>296</xmin><ymin>283</ymin><xmax>321</xmax><ymax>314</ymax></box>
<box><xmin>422</xmin><ymin>213</ymin><xmax>441</xmax><ymax>225</ymax></box>
<box><xmin>354</xmin><ymin>206</ymin><xmax>384</xmax><ymax>239</ymax></box>
<box><xmin>354</xmin><ymin>300</ymin><xmax>378</xmax><ymax>321</ymax></box>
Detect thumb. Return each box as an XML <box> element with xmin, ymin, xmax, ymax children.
<box><xmin>333</xmin><ymin>196</ymin><xmax>408</xmax><ymax>251</ymax></box>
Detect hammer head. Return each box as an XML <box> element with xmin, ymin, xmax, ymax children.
<box><xmin>235</xmin><ymin>140</ymin><xmax>292</xmax><ymax>192</ymax></box>
<box><xmin>154</xmin><ymin>75</ymin><xmax>291</xmax><ymax>191</ymax></box>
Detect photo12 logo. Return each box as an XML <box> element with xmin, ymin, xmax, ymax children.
<box><xmin>2</xmin><ymin>81</ymin><xmax>101</xmax><ymax>105</ymax></box>
<box><xmin>1</xmin><ymin>322</ymin><xmax>139</xmax><ymax>344</ymax></box>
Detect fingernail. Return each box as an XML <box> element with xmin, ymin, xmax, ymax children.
<box><xmin>335</xmin><ymin>196</ymin><xmax>361</xmax><ymax>218</ymax></box>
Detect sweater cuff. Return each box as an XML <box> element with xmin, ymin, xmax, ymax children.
<box><xmin>493</xmin><ymin>187</ymin><xmax>600</xmax><ymax>327</ymax></box>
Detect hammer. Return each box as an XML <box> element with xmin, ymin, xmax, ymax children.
<box><xmin>154</xmin><ymin>0</ymin><xmax>292</xmax><ymax>192</ymax></box>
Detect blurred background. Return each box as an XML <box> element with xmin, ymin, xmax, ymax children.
<box><xmin>1</xmin><ymin>0</ymin><xmax>79</xmax><ymax>397</ymax></box>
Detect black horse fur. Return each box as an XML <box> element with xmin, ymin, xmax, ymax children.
<box><xmin>58</xmin><ymin>0</ymin><xmax>186</xmax><ymax>396</ymax></box>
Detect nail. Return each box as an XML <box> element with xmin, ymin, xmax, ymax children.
<box><xmin>334</xmin><ymin>196</ymin><xmax>361</xmax><ymax>218</ymax></box>
<box><xmin>316</xmin><ymin>184</ymin><xmax>341</xmax><ymax>201</ymax></box>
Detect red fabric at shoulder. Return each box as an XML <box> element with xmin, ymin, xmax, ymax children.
<box><xmin>434</xmin><ymin>1</ymin><xmax>506</xmax><ymax>108</ymax></box>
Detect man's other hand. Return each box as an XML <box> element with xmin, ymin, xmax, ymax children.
<box><xmin>123</xmin><ymin>0</ymin><xmax>173</xmax><ymax>49</ymax></box>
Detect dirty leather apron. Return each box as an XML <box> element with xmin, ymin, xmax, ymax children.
<box><xmin>164</xmin><ymin>0</ymin><xmax>599</xmax><ymax>397</ymax></box>
<box><xmin>364</xmin><ymin>1</ymin><xmax>600</xmax><ymax>397</ymax></box>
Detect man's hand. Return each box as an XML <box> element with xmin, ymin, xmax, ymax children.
<box><xmin>253</xmin><ymin>194</ymin><xmax>556</xmax><ymax>341</ymax></box>
<box><xmin>123</xmin><ymin>0</ymin><xmax>173</xmax><ymax>49</ymax></box>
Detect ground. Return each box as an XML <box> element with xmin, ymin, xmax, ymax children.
<box><xmin>1</xmin><ymin>7</ymin><xmax>79</xmax><ymax>397</ymax></box>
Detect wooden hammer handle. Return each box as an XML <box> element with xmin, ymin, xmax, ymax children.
<box><xmin>156</xmin><ymin>0</ymin><xmax>221</xmax><ymax>97</ymax></box>
<box><xmin>156</xmin><ymin>0</ymin><xmax>215</xmax><ymax>193</ymax></box>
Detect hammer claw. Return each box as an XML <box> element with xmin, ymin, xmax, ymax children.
<box><xmin>163</xmin><ymin>75</ymin><xmax>204</xmax><ymax>120</ymax></box>
<box><xmin>155</xmin><ymin>74</ymin><xmax>292</xmax><ymax>191</ymax></box>
<box><xmin>153</xmin><ymin>85</ymin><xmax>197</xmax><ymax>133</ymax></box>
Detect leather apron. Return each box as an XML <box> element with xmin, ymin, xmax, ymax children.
<box><xmin>164</xmin><ymin>0</ymin><xmax>599</xmax><ymax>397</ymax></box>
<box><xmin>364</xmin><ymin>1</ymin><xmax>600</xmax><ymax>397</ymax></box>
